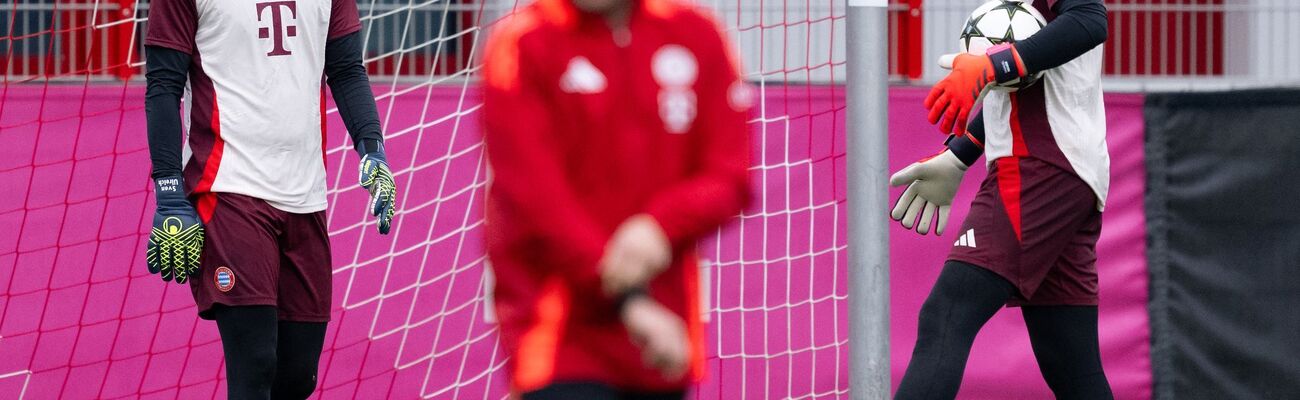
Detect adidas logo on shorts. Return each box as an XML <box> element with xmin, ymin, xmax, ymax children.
<box><xmin>954</xmin><ymin>229</ymin><xmax>977</xmax><ymax>248</ymax></box>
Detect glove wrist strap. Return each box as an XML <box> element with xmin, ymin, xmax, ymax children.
<box><xmin>153</xmin><ymin>176</ymin><xmax>188</xmax><ymax>204</ymax></box>
<box><xmin>946</xmin><ymin>135</ymin><xmax>983</xmax><ymax>167</ymax></box>
<box><xmin>987</xmin><ymin>44</ymin><xmax>1027</xmax><ymax>85</ymax></box>
<box><xmin>357</xmin><ymin>139</ymin><xmax>385</xmax><ymax>159</ymax></box>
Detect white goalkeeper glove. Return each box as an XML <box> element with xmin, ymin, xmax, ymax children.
<box><xmin>890</xmin><ymin>149</ymin><xmax>968</xmax><ymax>236</ymax></box>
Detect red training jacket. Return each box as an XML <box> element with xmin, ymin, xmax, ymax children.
<box><xmin>481</xmin><ymin>0</ymin><xmax>752</xmax><ymax>393</ymax></box>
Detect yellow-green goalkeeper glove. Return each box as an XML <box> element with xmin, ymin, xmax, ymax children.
<box><xmin>358</xmin><ymin>144</ymin><xmax>397</xmax><ymax>235</ymax></box>
<box><xmin>146</xmin><ymin>176</ymin><xmax>204</xmax><ymax>283</ymax></box>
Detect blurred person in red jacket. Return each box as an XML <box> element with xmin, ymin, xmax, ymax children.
<box><xmin>481</xmin><ymin>0</ymin><xmax>753</xmax><ymax>398</ymax></box>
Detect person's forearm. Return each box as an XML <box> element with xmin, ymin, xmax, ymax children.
<box><xmin>324</xmin><ymin>31</ymin><xmax>384</xmax><ymax>155</ymax></box>
<box><xmin>1014</xmin><ymin>0</ymin><xmax>1108</xmax><ymax>74</ymax></box>
<box><xmin>145</xmin><ymin>45</ymin><xmax>191</xmax><ymax>180</ymax></box>
<box><xmin>946</xmin><ymin>110</ymin><xmax>985</xmax><ymax>167</ymax></box>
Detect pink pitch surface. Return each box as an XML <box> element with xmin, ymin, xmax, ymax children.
<box><xmin>0</xmin><ymin>84</ymin><xmax>1148</xmax><ymax>399</ymax></box>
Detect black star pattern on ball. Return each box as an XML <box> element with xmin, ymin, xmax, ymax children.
<box><xmin>961</xmin><ymin>1</ymin><xmax>1043</xmax><ymax>51</ymax></box>
<box><xmin>993</xmin><ymin>1</ymin><xmax>1033</xmax><ymax>43</ymax></box>
<box><xmin>961</xmin><ymin>12</ymin><xmax>987</xmax><ymax>51</ymax></box>
<box><xmin>991</xmin><ymin>0</ymin><xmax>1026</xmax><ymax>21</ymax></box>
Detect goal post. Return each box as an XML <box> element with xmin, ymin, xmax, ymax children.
<box><xmin>846</xmin><ymin>0</ymin><xmax>891</xmax><ymax>399</ymax></box>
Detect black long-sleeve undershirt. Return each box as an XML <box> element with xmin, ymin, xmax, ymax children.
<box><xmin>324</xmin><ymin>31</ymin><xmax>384</xmax><ymax>155</ymax></box>
<box><xmin>145</xmin><ymin>47</ymin><xmax>190</xmax><ymax>180</ymax></box>
<box><xmin>144</xmin><ymin>31</ymin><xmax>383</xmax><ymax>181</ymax></box>
<box><xmin>1015</xmin><ymin>0</ymin><xmax>1109</xmax><ymax>74</ymax></box>
<box><xmin>945</xmin><ymin>0</ymin><xmax>1108</xmax><ymax>166</ymax></box>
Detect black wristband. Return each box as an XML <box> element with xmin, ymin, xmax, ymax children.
<box><xmin>153</xmin><ymin>175</ymin><xmax>191</xmax><ymax>209</ymax></box>
<box><xmin>615</xmin><ymin>287</ymin><xmax>648</xmax><ymax>313</ymax></box>
<box><xmin>359</xmin><ymin>138</ymin><xmax>383</xmax><ymax>156</ymax></box>
<box><xmin>987</xmin><ymin>47</ymin><xmax>1025</xmax><ymax>85</ymax></box>
<box><xmin>154</xmin><ymin>176</ymin><xmax>186</xmax><ymax>199</ymax></box>
<box><xmin>948</xmin><ymin>135</ymin><xmax>984</xmax><ymax>167</ymax></box>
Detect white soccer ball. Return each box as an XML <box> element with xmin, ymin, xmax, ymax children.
<box><xmin>959</xmin><ymin>0</ymin><xmax>1047</xmax><ymax>91</ymax></box>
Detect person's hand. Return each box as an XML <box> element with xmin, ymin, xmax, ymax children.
<box><xmin>925</xmin><ymin>53</ymin><xmax>994</xmax><ymax>136</ymax></box>
<box><xmin>600</xmin><ymin>214</ymin><xmax>671</xmax><ymax>296</ymax></box>
<box><xmin>358</xmin><ymin>145</ymin><xmax>397</xmax><ymax>235</ymax></box>
<box><xmin>890</xmin><ymin>149</ymin><xmax>968</xmax><ymax>236</ymax></box>
<box><xmin>146</xmin><ymin>176</ymin><xmax>204</xmax><ymax>283</ymax></box>
<box><xmin>925</xmin><ymin>44</ymin><xmax>1026</xmax><ymax>136</ymax></box>
<box><xmin>621</xmin><ymin>295</ymin><xmax>690</xmax><ymax>381</ymax></box>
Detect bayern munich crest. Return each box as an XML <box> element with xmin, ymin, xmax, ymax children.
<box><xmin>651</xmin><ymin>45</ymin><xmax>698</xmax><ymax>88</ymax></box>
<box><xmin>215</xmin><ymin>266</ymin><xmax>236</xmax><ymax>292</ymax></box>
<box><xmin>653</xmin><ymin>45</ymin><xmax>699</xmax><ymax>134</ymax></box>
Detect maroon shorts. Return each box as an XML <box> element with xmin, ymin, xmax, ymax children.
<box><xmin>190</xmin><ymin>192</ymin><xmax>332</xmax><ymax>322</ymax></box>
<box><xmin>948</xmin><ymin>157</ymin><xmax>1102</xmax><ymax>306</ymax></box>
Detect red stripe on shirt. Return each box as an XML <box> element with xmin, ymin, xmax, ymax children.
<box><xmin>999</xmin><ymin>92</ymin><xmax>1028</xmax><ymax>241</ymax></box>
<box><xmin>192</xmin><ymin>96</ymin><xmax>223</xmax><ymax>223</ymax></box>
<box><xmin>193</xmin><ymin>99</ymin><xmax>224</xmax><ymax>195</ymax></box>
<box><xmin>320</xmin><ymin>88</ymin><xmax>328</xmax><ymax>167</ymax></box>
<box><xmin>1009</xmin><ymin>92</ymin><xmax>1029</xmax><ymax>157</ymax></box>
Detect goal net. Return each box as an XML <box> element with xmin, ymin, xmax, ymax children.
<box><xmin>0</xmin><ymin>0</ymin><xmax>848</xmax><ymax>398</ymax></box>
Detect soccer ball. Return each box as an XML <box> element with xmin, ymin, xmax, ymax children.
<box><xmin>959</xmin><ymin>0</ymin><xmax>1047</xmax><ymax>91</ymax></box>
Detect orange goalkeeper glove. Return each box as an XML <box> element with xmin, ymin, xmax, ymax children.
<box><xmin>924</xmin><ymin>44</ymin><xmax>1027</xmax><ymax>136</ymax></box>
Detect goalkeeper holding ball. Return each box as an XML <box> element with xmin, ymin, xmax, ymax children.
<box><xmin>482</xmin><ymin>0</ymin><xmax>752</xmax><ymax>398</ymax></box>
<box><xmin>893</xmin><ymin>0</ymin><xmax>1114</xmax><ymax>398</ymax></box>
<box><xmin>143</xmin><ymin>0</ymin><xmax>395</xmax><ymax>398</ymax></box>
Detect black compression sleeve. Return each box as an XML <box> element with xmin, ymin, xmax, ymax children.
<box><xmin>272</xmin><ymin>321</ymin><xmax>327</xmax><ymax>399</ymax></box>
<box><xmin>324</xmin><ymin>31</ymin><xmax>384</xmax><ymax>155</ymax></box>
<box><xmin>1013</xmin><ymin>0</ymin><xmax>1108</xmax><ymax>74</ymax></box>
<box><xmin>946</xmin><ymin>110</ymin><xmax>985</xmax><ymax>167</ymax></box>
<box><xmin>1022</xmin><ymin>306</ymin><xmax>1115</xmax><ymax>399</ymax></box>
<box><xmin>145</xmin><ymin>45</ymin><xmax>191</xmax><ymax>180</ymax></box>
<box><xmin>895</xmin><ymin>261</ymin><xmax>1015</xmax><ymax>399</ymax></box>
<box><xmin>213</xmin><ymin>306</ymin><xmax>278</xmax><ymax>399</ymax></box>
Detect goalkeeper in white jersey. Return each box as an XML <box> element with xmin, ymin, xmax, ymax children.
<box><xmin>890</xmin><ymin>0</ymin><xmax>1114</xmax><ymax>398</ymax></box>
<box><xmin>142</xmin><ymin>0</ymin><xmax>396</xmax><ymax>398</ymax></box>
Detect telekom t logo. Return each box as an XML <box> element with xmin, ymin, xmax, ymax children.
<box><xmin>256</xmin><ymin>1</ymin><xmax>298</xmax><ymax>56</ymax></box>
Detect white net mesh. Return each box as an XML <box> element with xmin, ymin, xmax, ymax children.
<box><xmin>0</xmin><ymin>0</ymin><xmax>848</xmax><ymax>398</ymax></box>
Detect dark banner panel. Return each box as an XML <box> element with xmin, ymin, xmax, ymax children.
<box><xmin>1146</xmin><ymin>89</ymin><xmax>1300</xmax><ymax>400</ymax></box>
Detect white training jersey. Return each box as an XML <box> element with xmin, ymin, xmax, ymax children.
<box><xmin>981</xmin><ymin>1</ymin><xmax>1110</xmax><ymax>211</ymax></box>
<box><xmin>145</xmin><ymin>0</ymin><xmax>361</xmax><ymax>213</ymax></box>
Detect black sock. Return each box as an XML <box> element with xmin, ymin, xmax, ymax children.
<box><xmin>271</xmin><ymin>321</ymin><xmax>327</xmax><ymax>400</ymax></box>
<box><xmin>214</xmin><ymin>305</ymin><xmax>279</xmax><ymax>400</ymax></box>
<box><xmin>1023</xmin><ymin>305</ymin><xmax>1114</xmax><ymax>400</ymax></box>
<box><xmin>895</xmin><ymin>261</ymin><xmax>1016</xmax><ymax>400</ymax></box>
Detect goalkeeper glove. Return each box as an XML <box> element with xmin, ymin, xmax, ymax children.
<box><xmin>146</xmin><ymin>176</ymin><xmax>204</xmax><ymax>283</ymax></box>
<box><xmin>890</xmin><ymin>149</ymin><xmax>968</xmax><ymax>236</ymax></box>
<box><xmin>358</xmin><ymin>141</ymin><xmax>397</xmax><ymax>235</ymax></box>
<box><xmin>925</xmin><ymin>44</ymin><xmax>1027</xmax><ymax>136</ymax></box>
